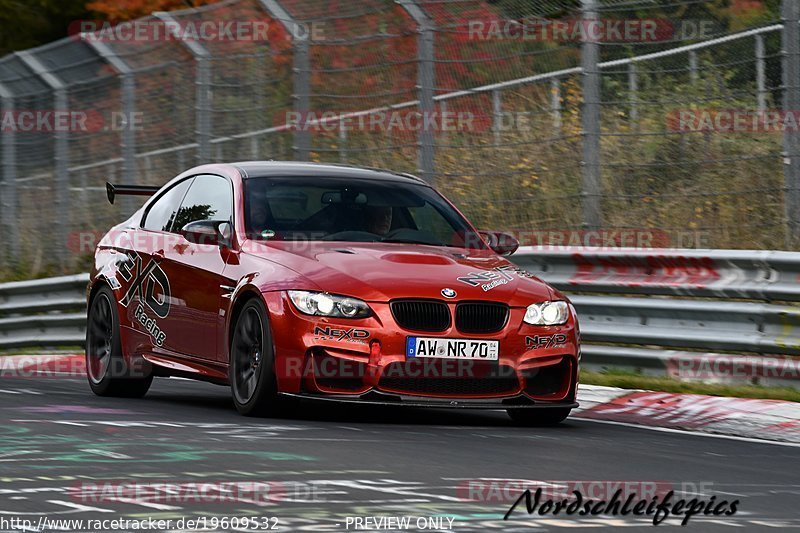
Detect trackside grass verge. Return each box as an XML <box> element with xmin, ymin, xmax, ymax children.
<box><xmin>581</xmin><ymin>370</ymin><xmax>800</xmax><ymax>403</ymax></box>
<box><xmin>0</xmin><ymin>347</ymin><xmax>83</xmax><ymax>356</ymax></box>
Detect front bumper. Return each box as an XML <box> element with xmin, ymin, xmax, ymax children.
<box><xmin>305</xmin><ymin>350</ymin><xmax>577</xmax><ymax>402</ymax></box>
<box><xmin>264</xmin><ymin>293</ymin><xmax>580</xmax><ymax>404</ymax></box>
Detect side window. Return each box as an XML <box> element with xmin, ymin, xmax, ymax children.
<box><xmin>142</xmin><ymin>179</ymin><xmax>193</xmax><ymax>232</ymax></box>
<box><xmin>172</xmin><ymin>174</ymin><xmax>233</xmax><ymax>232</ymax></box>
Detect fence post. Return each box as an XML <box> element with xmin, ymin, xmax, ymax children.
<box><xmin>0</xmin><ymin>85</ymin><xmax>18</xmax><ymax>265</ymax></box>
<box><xmin>17</xmin><ymin>51</ymin><xmax>70</xmax><ymax>266</ymax></box>
<box><xmin>121</xmin><ymin>74</ymin><xmax>137</xmax><ymax>180</ymax></box>
<box><xmin>399</xmin><ymin>0</ymin><xmax>435</xmax><ymax>183</ymax></box>
<box><xmin>782</xmin><ymin>0</ymin><xmax>800</xmax><ymax>248</ymax></box>
<box><xmin>293</xmin><ymin>36</ymin><xmax>310</xmax><ymax>160</ymax></box>
<box><xmin>628</xmin><ymin>62</ymin><xmax>638</xmax><ymax>122</ymax></box>
<box><xmin>755</xmin><ymin>34</ymin><xmax>766</xmax><ymax>112</ymax></box>
<box><xmin>83</xmin><ymin>40</ymin><xmax>136</xmax><ymax>183</ymax></box>
<box><xmin>551</xmin><ymin>78</ymin><xmax>561</xmax><ymax>130</ymax></box>
<box><xmin>492</xmin><ymin>90</ymin><xmax>502</xmax><ymax>146</ymax></box>
<box><xmin>688</xmin><ymin>50</ymin><xmax>698</xmax><ymax>82</ymax></box>
<box><xmin>580</xmin><ymin>0</ymin><xmax>602</xmax><ymax>230</ymax></box>
<box><xmin>256</xmin><ymin>0</ymin><xmax>309</xmax><ymax>161</ymax></box>
<box><xmin>439</xmin><ymin>99</ymin><xmax>448</xmax><ymax>144</ymax></box>
<box><xmin>83</xmin><ymin>38</ymin><xmax>137</xmax><ymax>213</ymax></box>
<box><xmin>154</xmin><ymin>12</ymin><xmax>212</xmax><ymax>165</ymax></box>
<box><xmin>251</xmin><ymin>136</ymin><xmax>260</xmax><ymax>160</ymax></box>
<box><xmin>339</xmin><ymin>118</ymin><xmax>348</xmax><ymax>163</ymax></box>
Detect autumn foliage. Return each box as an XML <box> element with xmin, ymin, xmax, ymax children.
<box><xmin>86</xmin><ymin>0</ymin><xmax>220</xmax><ymax>21</ymax></box>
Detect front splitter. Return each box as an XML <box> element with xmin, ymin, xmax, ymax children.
<box><xmin>279</xmin><ymin>391</ymin><xmax>578</xmax><ymax>410</ymax></box>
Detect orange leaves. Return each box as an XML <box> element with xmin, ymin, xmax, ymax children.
<box><xmin>86</xmin><ymin>0</ymin><xmax>219</xmax><ymax>22</ymax></box>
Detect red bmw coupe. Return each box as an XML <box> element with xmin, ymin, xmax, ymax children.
<box><xmin>86</xmin><ymin>162</ymin><xmax>579</xmax><ymax>425</ymax></box>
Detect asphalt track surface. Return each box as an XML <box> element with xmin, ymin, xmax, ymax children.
<box><xmin>0</xmin><ymin>376</ymin><xmax>798</xmax><ymax>533</ymax></box>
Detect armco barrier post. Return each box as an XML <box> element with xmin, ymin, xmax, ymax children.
<box><xmin>782</xmin><ymin>0</ymin><xmax>800</xmax><ymax>249</ymax></box>
<box><xmin>580</xmin><ymin>0</ymin><xmax>603</xmax><ymax>230</ymax></box>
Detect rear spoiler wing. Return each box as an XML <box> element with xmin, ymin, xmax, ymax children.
<box><xmin>106</xmin><ymin>182</ymin><xmax>161</xmax><ymax>205</ymax></box>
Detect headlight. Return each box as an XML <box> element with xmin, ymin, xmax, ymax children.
<box><xmin>524</xmin><ymin>301</ymin><xmax>569</xmax><ymax>326</ymax></box>
<box><xmin>288</xmin><ymin>291</ymin><xmax>371</xmax><ymax>318</ymax></box>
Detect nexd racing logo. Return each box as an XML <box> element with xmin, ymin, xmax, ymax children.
<box><xmin>313</xmin><ymin>326</ymin><xmax>370</xmax><ymax>343</ymax></box>
<box><xmin>526</xmin><ymin>334</ymin><xmax>568</xmax><ymax>350</ymax></box>
<box><xmin>118</xmin><ymin>252</ymin><xmax>171</xmax><ymax>347</ymax></box>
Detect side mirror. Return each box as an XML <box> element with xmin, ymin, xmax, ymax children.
<box><xmin>480</xmin><ymin>231</ymin><xmax>519</xmax><ymax>256</ymax></box>
<box><xmin>181</xmin><ymin>220</ymin><xmax>231</xmax><ymax>247</ymax></box>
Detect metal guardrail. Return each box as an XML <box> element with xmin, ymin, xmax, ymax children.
<box><xmin>514</xmin><ymin>247</ymin><xmax>800</xmax><ymax>387</ymax></box>
<box><xmin>1</xmin><ymin>248</ymin><xmax>798</xmax><ymax>387</ymax></box>
<box><xmin>513</xmin><ymin>247</ymin><xmax>800</xmax><ymax>301</ymax></box>
<box><xmin>0</xmin><ymin>274</ymin><xmax>87</xmax><ymax>350</ymax></box>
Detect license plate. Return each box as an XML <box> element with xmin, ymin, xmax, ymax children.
<box><xmin>406</xmin><ymin>337</ymin><xmax>499</xmax><ymax>360</ymax></box>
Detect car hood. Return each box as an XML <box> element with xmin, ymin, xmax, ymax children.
<box><xmin>246</xmin><ymin>240</ymin><xmax>553</xmax><ymax>306</ymax></box>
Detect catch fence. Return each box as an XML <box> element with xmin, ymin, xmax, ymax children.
<box><xmin>1</xmin><ymin>0</ymin><xmax>798</xmax><ymax>273</ymax></box>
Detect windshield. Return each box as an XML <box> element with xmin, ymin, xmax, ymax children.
<box><xmin>244</xmin><ymin>177</ymin><xmax>485</xmax><ymax>249</ymax></box>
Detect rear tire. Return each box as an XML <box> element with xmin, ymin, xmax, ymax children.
<box><xmin>230</xmin><ymin>298</ymin><xmax>282</xmax><ymax>416</ymax></box>
<box><xmin>506</xmin><ymin>407</ymin><xmax>571</xmax><ymax>426</ymax></box>
<box><xmin>86</xmin><ymin>285</ymin><xmax>153</xmax><ymax>398</ymax></box>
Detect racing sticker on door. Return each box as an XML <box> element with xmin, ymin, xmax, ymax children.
<box><xmin>117</xmin><ymin>251</ymin><xmax>171</xmax><ymax>347</ymax></box>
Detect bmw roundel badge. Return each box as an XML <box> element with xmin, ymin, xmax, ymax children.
<box><xmin>441</xmin><ymin>288</ymin><xmax>457</xmax><ymax>299</ymax></box>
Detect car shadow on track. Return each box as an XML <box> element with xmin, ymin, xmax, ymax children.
<box><xmin>140</xmin><ymin>378</ymin><xmax>580</xmax><ymax>430</ymax></box>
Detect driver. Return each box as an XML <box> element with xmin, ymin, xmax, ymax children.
<box><xmin>248</xmin><ymin>192</ymin><xmax>273</xmax><ymax>237</ymax></box>
<box><xmin>364</xmin><ymin>205</ymin><xmax>393</xmax><ymax>236</ymax></box>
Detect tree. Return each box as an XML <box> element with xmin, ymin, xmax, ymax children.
<box><xmin>86</xmin><ymin>0</ymin><xmax>220</xmax><ymax>22</ymax></box>
<box><xmin>0</xmin><ymin>0</ymin><xmax>90</xmax><ymax>56</ymax></box>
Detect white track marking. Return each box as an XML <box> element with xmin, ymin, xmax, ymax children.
<box><xmin>573</xmin><ymin>417</ymin><xmax>800</xmax><ymax>448</ymax></box>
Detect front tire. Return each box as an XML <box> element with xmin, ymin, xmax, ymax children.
<box><xmin>507</xmin><ymin>407</ymin><xmax>571</xmax><ymax>426</ymax></box>
<box><xmin>230</xmin><ymin>298</ymin><xmax>281</xmax><ymax>416</ymax></box>
<box><xmin>86</xmin><ymin>285</ymin><xmax>152</xmax><ymax>398</ymax></box>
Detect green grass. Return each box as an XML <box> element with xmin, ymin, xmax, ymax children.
<box><xmin>0</xmin><ymin>347</ymin><xmax>82</xmax><ymax>356</ymax></box>
<box><xmin>582</xmin><ymin>370</ymin><xmax>800</xmax><ymax>403</ymax></box>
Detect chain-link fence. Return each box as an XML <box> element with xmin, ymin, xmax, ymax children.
<box><xmin>0</xmin><ymin>0</ymin><xmax>798</xmax><ymax>277</ymax></box>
